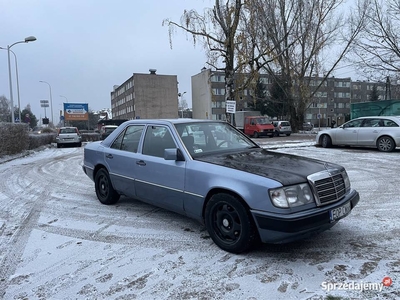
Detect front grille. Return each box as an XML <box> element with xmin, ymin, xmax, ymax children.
<box><xmin>308</xmin><ymin>170</ymin><xmax>347</xmax><ymax>206</ymax></box>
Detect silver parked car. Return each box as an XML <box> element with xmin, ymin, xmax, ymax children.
<box><xmin>316</xmin><ymin>116</ymin><xmax>400</xmax><ymax>152</ymax></box>
<box><xmin>82</xmin><ymin>119</ymin><xmax>359</xmax><ymax>253</ymax></box>
<box><xmin>56</xmin><ymin>127</ymin><xmax>82</xmax><ymax>148</ymax></box>
<box><xmin>273</xmin><ymin>120</ymin><xmax>292</xmax><ymax>136</ymax></box>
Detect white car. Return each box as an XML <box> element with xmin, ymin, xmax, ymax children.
<box><xmin>316</xmin><ymin>116</ymin><xmax>400</xmax><ymax>152</ymax></box>
<box><xmin>56</xmin><ymin>127</ymin><xmax>82</xmax><ymax>148</ymax></box>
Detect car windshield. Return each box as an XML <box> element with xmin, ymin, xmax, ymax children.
<box><xmin>255</xmin><ymin>117</ymin><xmax>272</xmax><ymax>125</ymax></box>
<box><xmin>174</xmin><ymin>122</ymin><xmax>257</xmax><ymax>157</ymax></box>
<box><xmin>105</xmin><ymin>128</ymin><xmax>116</xmax><ymax>133</ymax></box>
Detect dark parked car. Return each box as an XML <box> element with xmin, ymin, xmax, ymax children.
<box><xmin>302</xmin><ymin>122</ymin><xmax>314</xmax><ymax>131</ymax></box>
<box><xmin>82</xmin><ymin>119</ymin><xmax>359</xmax><ymax>253</ymax></box>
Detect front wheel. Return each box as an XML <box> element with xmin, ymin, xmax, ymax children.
<box><xmin>205</xmin><ymin>193</ymin><xmax>257</xmax><ymax>253</ymax></box>
<box><xmin>253</xmin><ymin>131</ymin><xmax>259</xmax><ymax>138</ymax></box>
<box><xmin>321</xmin><ymin>134</ymin><xmax>332</xmax><ymax>148</ymax></box>
<box><xmin>377</xmin><ymin>136</ymin><xmax>395</xmax><ymax>152</ymax></box>
<box><xmin>94</xmin><ymin>168</ymin><xmax>120</xmax><ymax>205</ymax></box>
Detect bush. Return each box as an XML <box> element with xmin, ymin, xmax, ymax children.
<box><xmin>0</xmin><ymin>123</ymin><xmax>30</xmax><ymax>156</ymax></box>
<box><xmin>28</xmin><ymin>133</ymin><xmax>56</xmax><ymax>150</ymax></box>
<box><xmin>0</xmin><ymin>123</ymin><xmax>101</xmax><ymax>159</ymax></box>
<box><xmin>81</xmin><ymin>132</ymin><xmax>100</xmax><ymax>142</ymax></box>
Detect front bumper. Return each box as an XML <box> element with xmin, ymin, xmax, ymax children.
<box><xmin>251</xmin><ymin>189</ymin><xmax>360</xmax><ymax>243</ymax></box>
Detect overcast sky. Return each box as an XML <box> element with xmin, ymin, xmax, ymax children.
<box><xmin>0</xmin><ymin>0</ymin><xmax>214</xmax><ymax>123</ymax></box>
<box><xmin>1</xmin><ymin>0</ymin><xmax>361</xmax><ymax>125</ymax></box>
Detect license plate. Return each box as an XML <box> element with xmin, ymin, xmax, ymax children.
<box><xmin>330</xmin><ymin>202</ymin><xmax>351</xmax><ymax>221</ymax></box>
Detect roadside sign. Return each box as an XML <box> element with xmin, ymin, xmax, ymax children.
<box><xmin>226</xmin><ymin>100</ymin><xmax>236</xmax><ymax>113</ymax></box>
<box><xmin>64</xmin><ymin>103</ymin><xmax>89</xmax><ymax>121</ymax></box>
<box><xmin>317</xmin><ymin>113</ymin><xmax>321</xmax><ymax>119</ymax></box>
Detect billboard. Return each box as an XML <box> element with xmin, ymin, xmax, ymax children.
<box><xmin>64</xmin><ymin>103</ymin><xmax>89</xmax><ymax>121</ymax></box>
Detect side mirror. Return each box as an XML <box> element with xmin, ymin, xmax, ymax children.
<box><xmin>164</xmin><ymin>148</ymin><xmax>185</xmax><ymax>161</ymax></box>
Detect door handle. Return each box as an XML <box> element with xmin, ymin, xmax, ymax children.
<box><xmin>105</xmin><ymin>154</ymin><xmax>113</xmax><ymax>159</ymax></box>
<box><xmin>136</xmin><ymin>160</ymin><xmax>146</xmax><ymax>166</ymax></box>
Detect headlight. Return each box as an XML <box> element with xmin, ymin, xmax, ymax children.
<box><xmin>342</xmin><ymin>170</ymin><xmax>351</xmax><ymax>192</ymax></box>
<box><xmin>269</xmin><ymin>183</ymin><xmax>314</xmax><ymax>208</ymax></box>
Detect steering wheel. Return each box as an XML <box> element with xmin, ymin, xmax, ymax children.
<box><xmin>217</xmin><ymin>140</ymin><xmax>231</xmax><ymax>148</ymax></box>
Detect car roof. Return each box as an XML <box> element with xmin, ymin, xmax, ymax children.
<box><xmin>355</xmin><ymin>116</ymin><xmax>400</xmax><ymax>120</ymax></box>
<box><xmin>352</xmin><ymin>116</ymin><xmax>400</xmax><ymax>123</ymax></box>
<box><xmin>119</xmin><ymin>119</ymin><xmax>227</xmax><ymax>126</ymax></box>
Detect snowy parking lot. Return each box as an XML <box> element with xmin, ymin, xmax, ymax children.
<box><xmin>0</xmin><ymin>138</ymin><xmax>399</xmax><ymax>299</ymax></box>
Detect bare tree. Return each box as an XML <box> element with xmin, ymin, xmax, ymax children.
<box><xmin>246</xmin><ymin>0</ymin><xmax>367</xmax><ymax>130</ymax></box>
<box><xmin>351</xmin><ymin>0</ymin><xmax>400</xmax><ymax>80</ymax></box>
<box><xmin>0</xmin><ymin>95</ymin><xmax>11</xmax><ymax>123</ymax></box>
<box><xmin>164</xmin><ymin>0</ymin><xmax>247</xmax><ymax>122</ymax></box>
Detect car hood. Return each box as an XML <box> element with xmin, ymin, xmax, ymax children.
<box><xmin>195</xmin><ymin>148</ymin><xmax>342</xmax><ymax>186</ymax></box>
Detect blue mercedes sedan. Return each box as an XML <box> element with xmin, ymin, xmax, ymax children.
<box><xmin>82</xmin><ymin>119</ymin><xmax>359</xmax><ymax>253</ymax></box>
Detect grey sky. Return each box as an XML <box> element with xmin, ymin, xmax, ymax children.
<box><xmin>0</xmin><ymin>0</ymin><xmax>212</xmax><ymax>123</ymax></box>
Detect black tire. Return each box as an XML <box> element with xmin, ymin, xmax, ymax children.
<box><xmin>205</xmin><ymin>193</ymin><xmax>257</xmax><ymax>253</ymax></box>
<box><xmin>321</xmin><ymin>134</ymin><xmax>332</xmax><ymax>148</ymax></box>
<box><xmin>94</xmin><ymin>168</ymin><xmax>120</xmax><ymax>205</ymax></box>
<box><xmin>253</xmin><ymin>131</ymin><xmax>259</xmax><ymax>138</ymax></box>
<box><xmin>377</xmin><ymin>136</ymin><xmax>395</xmax><ymax>152</ymax></box>
<box><xmin>286</xmin><ymin>133</ymin><xmax>291</xmax><ymax>136</ymax></box>
<box><xmin>274</xmin><ymin>131</ymin><xmax>279</xmax><ymax>137</ymax></box>
<box><xmin>77</xmin><ymin>142</ymin><xmax>82</xmax><ymax>147</ymax></box>
<box><xmin>57</xmin><ymin>144</ymin><xmax>61</xmax><ymax>148</ymax></box>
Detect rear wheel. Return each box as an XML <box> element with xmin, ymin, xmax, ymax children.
<box><xmin>377</xmin><ymin>136</ymin><xmax>395</xmax><ymax>152</ymax></box>
<box><xmin>286</xmin><ymin>133</ymin><xmax>291</xmax><ymax>136</ymax></box>
<box><xmin>94</xmin><ymin>168</ymin><xmax>120</xmax><ymax>205</ymax></box>
<box><xmin>253</xmin><ymin>131</ymin><xmax>259</xmax><ymax>138</ymax></box>
<box><xmin>205</xmin><ymin>193</ymin><xmax>257</xmax><ymax>253</ymax></box>
<box><xmin>274</xmin><ymin>131</ymin><xmax>279</xmax><ymax>137</ymax></box>
<box><xmin>321</xmin><ymin>134</ymin><xmax>332</xmax><ymax>148</ymax></box>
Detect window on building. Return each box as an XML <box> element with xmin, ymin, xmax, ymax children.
<box><xmin>210</xmin><ymin>75</ymin><xmax>225</xmax><ymax>82</ymax></box>
<box><xmin>335</xmin><ymin>81</ymin><xmax>350</xmax><ymax>87</ymax></box>
<box><xmin>334</xmin><ymin>92</ymin><xmax>350</xmax><ymax>98</ymax></box>
<box><xmin>315</xmin><ymin>91</ymin><xmax>327</xmax><ymax>97</ymax></box>
<box><xmin>212</xmin><ymin>88</ymin><xmax>226</xmax><ymax>95</ymax></box>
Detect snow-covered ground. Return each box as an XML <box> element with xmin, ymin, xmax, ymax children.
<box><xmin>0</xmin><ymin>139</ymin><xmax>399</xmax><ymax>300</ymax></box>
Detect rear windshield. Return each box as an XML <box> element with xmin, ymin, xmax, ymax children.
<box><xmin>281</xmin><ymin>122</ymin><xmax>290</xmax><ymax>126</ymax></box>
<box><xmin>60</xmin><ymin>128</ymin><xmax>77</xmax><ymax>134</ymax></box>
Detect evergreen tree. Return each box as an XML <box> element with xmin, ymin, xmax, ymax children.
<box><xmin>369</xmin><ymin>85</ymin><xmax>379</xmax><ymax>101</ymax></box>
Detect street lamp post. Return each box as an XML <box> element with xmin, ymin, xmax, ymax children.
<box><xmin>2</xmin><ymin>36</ymin><xmax>36</xmax><ymax>123</ymax></box>
<box><xmin>178</xmin><ymin>91</ymin><xmax>187</xmax><ymax>118</ymax></box>
<box><xmin>0</xmin><ymin>48</ymin><xmax>22</xmax><ymax>122</ymax></box>
<box><xmin>59</xmin><ymin>95</ymin><xmax>68</xmax><ymax>126</ymax></box>
<box><xmin>39</xmin><ymin>81</ymin><xmax>54</xmax><ymax>124</ymax></box>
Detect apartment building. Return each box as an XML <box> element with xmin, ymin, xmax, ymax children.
<box><xmin>191</xmin><ymin>68</ymin><xmax>399</xmax><ymax>126</ymax></box>
<box><xmin>111</xmin><ymin>69</ymin><xmax>179</xmax><ymax>120</ymax></box>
